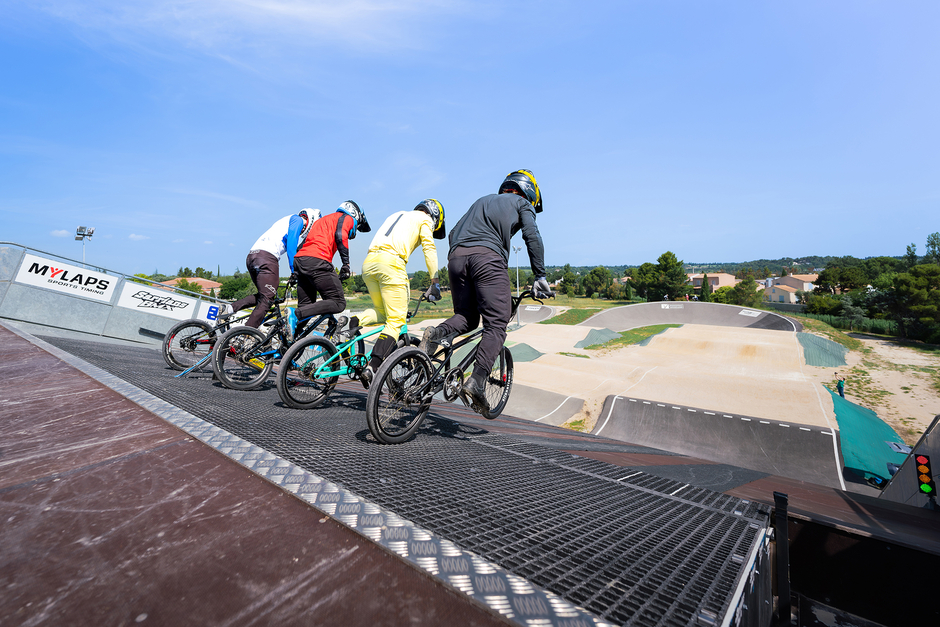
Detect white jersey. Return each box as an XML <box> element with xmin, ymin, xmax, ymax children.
<box><xmin>250</xmin><ymin>209</ymin><xmax>320</xmax><ymax>258</ymax></box>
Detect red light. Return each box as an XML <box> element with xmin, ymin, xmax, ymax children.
<box><xmin>916</xmin><ymin>455</ymin><xmax>929</xmax><ymax>464</ymax></box>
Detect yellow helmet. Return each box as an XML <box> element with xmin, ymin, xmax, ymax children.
<box><xmin>499</xmin><ymin>169</ymin><xmax>542</xmax><ymax>213</ymax></box>
<box><xmin>415</xmin><ymin>198</ymin><xmax>446</xmax><ymax>240</ymax></box>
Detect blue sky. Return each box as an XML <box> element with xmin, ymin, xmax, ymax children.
<box><xmin>2</xmin><ymin>1</ymin><xmax>938</xmax><ymax>277</ymax></box>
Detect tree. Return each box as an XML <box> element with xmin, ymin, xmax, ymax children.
<box><xmin>710</xmin><ymin>286</ymin><xmax>734</xmax><ymax>304</ymax></box>
<box><xmin>582</xmin><ymin>266</ymin><xmax>612</xmax><ymax>298</ymax></box>
<box><xmin>175</xmin><ymin>278</ymin><xmax>204</xmax><ymax>295</ymax></box>
<box><xmin>891</xmin><ymin>265</ymin><xmax>940</xmax><ymax>342</ymax></box>
<box><xmin>729</xmin><ymin>273</ymin><xmax>762</xmax><ymax>307</ymax></box>
<box><xmin>437</xmin><ymin>265</ymin><xmax>450</xmax><ymax>289</ymax></box>
<box><xmin>623</xmin><ymin>283</ymin><xmax>634</xmax><ymax>301</ymax></box>
<box><xmin>411</xmin><ymin>270</ymin><xmax>431</xmax><ymax>290</ymax></box>
<box><xmin>926</xmin><ymin>232</ymin><xmax>940</xmax><ymax>266</ymax></box>
<box><xmin>219</xmin><ymin>275</ymin><xmax>253</xmax><ymax>299</ymax></box>
<box><xmin>905</xmin><ymin>243</ymin><xmax>919</xmax><ymax>269</ymax></box>
<box><xmin>841</xmin><ymin>296</ymin><xmax>866</xmax><ymax>331</ymax></box>
<box><xmin>700</xmin><ymin>274</ymin><xmax>712</xmax><ymax>302</ymax></box>
<box><xmin>605</xmin><ymin>282</ymin><xmax>622</xmax><ymax>300</ymax></box>
<box><xmin>839</xmin><ymin>266</ymin><xmax>868</xmax><ymax>292</ymax></box>
<box><xmin>814</xmin><ymin>267</ymin><xmax>840</xmax><ymax>294</ymax></box>
<box><xmin>630</xmin><ymin>262</ymin><xmax>659</xmax><ymax>300</ymax></box>
<box><xmin>657</xmin><ymin>251</ymin><xmax>689</xmax><ymax>300</ymax></box>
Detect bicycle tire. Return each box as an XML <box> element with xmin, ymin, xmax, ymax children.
<box><xmin>163</xmin><ymin>320</ymin><xmax>215</xmax><ymax>371</ymax></box>
<box><xmin>276</xmin><ymin>336</ymin><xmax>339</xmax><ymax>409</ymax></box>
<box><xmin>481</xmin><ymin>345</ymin><xmax>514</xmax><ymax>419</ymax></box>
<box><xmin>366</xmin><ymin>346</ymin><xmax>434</xmax><ymax>444</ymax></box>
<box><xmin>212</xmin><ymin>326</ymin><xmax>273</xmax><ymax>390</ymax></box>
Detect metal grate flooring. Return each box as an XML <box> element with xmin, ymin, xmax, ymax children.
<box><xmin>44</xmin><ymin>336</ymin><xmax>770</xmax><ymax>627</ymax></box>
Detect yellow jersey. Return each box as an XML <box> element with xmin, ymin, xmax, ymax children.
<box><xmin>367</xmin><ymin>210</ymin><xmax>438</xmax><ymax>277</ymax></box>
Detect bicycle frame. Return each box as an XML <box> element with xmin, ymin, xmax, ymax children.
<box><xmin>311</xmin><ymin>324</ymin><xmax>391</xmax><ymax>379</ymax></box>
<box><xmin>305</xmin><ymin>295</ymin><xmax>427</xmax><ymax>379</ymax></box>
<box><xmin>406</xmin><ymin>290</ymin><xmax>542</xmax><ymax>402</ymax></box>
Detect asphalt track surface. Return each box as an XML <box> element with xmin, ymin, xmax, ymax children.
<box><xmin>580</xmin><ymin>301</ymin><xmax>802</xmax><ymax>333</ymax></box>
<box><xmin>516</xmin><ymin>302</ymin><xmax>556</xmax><ymax>325</ymax></box>
<box><xmin>592</xmin><ymin>395</ymin><xmax>844</xmax><ymax>489</ymax></box>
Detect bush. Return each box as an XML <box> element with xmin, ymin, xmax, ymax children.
<box><xmin>805</xmin><ymin>294</ymin><xmax>843</xmax><ymax>315</ymax></box>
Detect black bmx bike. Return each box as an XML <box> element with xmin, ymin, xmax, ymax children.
<box><xmin>210</xmin><ymin>278</ymin><xmax>354</xmax><ymax>390</ymax></box>
<box><xmin>364</xmin><ymin>290</ymin><xmax>548</xmax><ymax>444</ymax></box>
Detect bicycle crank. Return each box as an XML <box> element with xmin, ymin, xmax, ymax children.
<box><xmin>442</xmin><ymin>368</ymin><xmax>465</xmax><ymax>402</ymax></box>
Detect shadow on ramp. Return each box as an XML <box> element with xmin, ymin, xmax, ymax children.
<box><xmin>592</xmin><ymin>395</ymin><xmax>844</xmax><ymax>488</ymax></box>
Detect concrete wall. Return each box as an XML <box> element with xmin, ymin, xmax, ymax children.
<box><xmin>0</xmin><ymin>244</ymin><xmax>226</xmax><ymax>345</ymax></box>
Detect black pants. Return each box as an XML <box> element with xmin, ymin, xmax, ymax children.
<box><xmin>436</xmin><ymin>247</ymin><xmax>511</xmax><ymax>378</ymax></box>
<box><xmin>230</xmin><ymin>251</ymin><xmax>280</xmax><ymax>328</ymax></box>
<box><xmin>294</xmin><ymin>256</ymin><xmax>346</xmax><ymax>320</ymax></box>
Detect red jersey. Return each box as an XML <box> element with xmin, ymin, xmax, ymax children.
<box><xmin>295</xmin><ymin>211</ymin><xmax>355</xmax><ymax>266</ymax></box>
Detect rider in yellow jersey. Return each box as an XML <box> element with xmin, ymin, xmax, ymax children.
<box><xmin>349</xmin><ymin>199</ymin><xmax>446</xmax><ymax>387</ymax></box>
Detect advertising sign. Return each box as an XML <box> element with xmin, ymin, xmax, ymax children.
<box><xmin>15</xmin><ymin>253</ymin><xmax>117</xmax><ymax>303</ymax></box>
<box><xmin>198</xmin><ymin>300</ymin><xmax>226</xmax><ymax>323</ymax></box>
<box><xmin>116</xmin><ymin>282</ymin><xmax>198</xmax><ymax>321</ymax></box>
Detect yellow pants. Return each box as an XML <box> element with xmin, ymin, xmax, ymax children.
<box><xmin>359</xmin><ymin>251</ymin><xmax>410</xmax><ymax>340</ymax></box>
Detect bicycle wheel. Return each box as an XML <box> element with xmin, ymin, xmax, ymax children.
<box><xmin>212</xmin><ymin>326</ymin><xmax>273</xmax><ymax>390</ymax></box>
<box><xmin>276</xmin><ymin>336</ymin><xmax>339</xmax><ymax>409</ymax></box>
<box><xmin>366</xmin><ymin>347</ymin><xmax>433</xmax><ymax>444</ymax></box>
<box><xmin>163</xmin><ymin>320</ymin><xmax>215</xmax><ymax>371</ymax></box>
<box><xmin>480</xmin><ymin>345</ymin><xmax>514</xmax><ymax>419</ymax></box>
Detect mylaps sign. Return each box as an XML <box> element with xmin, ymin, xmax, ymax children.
<box><xmin>15</xmin><ymin>253</ymin><xmax>116</xmax><ymax>303</ymax></box>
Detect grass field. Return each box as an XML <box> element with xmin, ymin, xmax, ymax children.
<box><xmin>584</xmin><ymin>324</ymin><xmax>682</xmax><ymax>350</ymax></box>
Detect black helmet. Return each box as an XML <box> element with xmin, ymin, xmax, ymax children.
<box><xmin>414</xmin><ymin>198</ymin><xmax>446</xmax><ymax>240</ymax></box>
<box><xmin>499</xmin><ymin>169</ymin><xmax>542</xmax><ymax>213</ymax></box>
<box><xmin>336</xmin><ymin>200</ymin><xmax>370</xmax><ymax>238</ymax></box>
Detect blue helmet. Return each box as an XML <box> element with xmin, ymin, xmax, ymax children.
<box><xmin>336</xmin><ymin>200</ymin><xmax>370</xmax><ymax>239</ymax></box>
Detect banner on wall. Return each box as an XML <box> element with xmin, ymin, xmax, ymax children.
<box><xmin>15</xmin><ymin>253</ymin><xmax>117</xmax><ymax>303</ymax></box>
<box><xmin>116</xmin><ymin>282</ymin><xmax>199</xmax><ymax>321</ymax></box>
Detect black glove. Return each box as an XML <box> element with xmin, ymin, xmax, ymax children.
<box><xmin>339</xmin><ymin>265</ymin><xmax>351</xmax><ymax>281</ymax></box>
<box><xmin>289</xmin><ymin>271</ymin><xmax>297</xmax><ymax>284</ymax></box>
<box><xmin>533</xmin><ymin>277</ymin><xmax>552</xmax><ymax>299</ymax></box>
<box><xmin>425</xmin><ymin>283</ymin><xmax>442</xmax><ymax>302</ymax></box>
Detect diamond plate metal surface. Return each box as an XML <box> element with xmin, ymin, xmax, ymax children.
<box><xmin>32</xmin><ymin>330</ymin><xmax>771</xmax><ymax>627</ymax></box>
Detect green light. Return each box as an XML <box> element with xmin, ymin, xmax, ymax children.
<box><xmin>921</xmin><ymin>484</ymin><xmax>934</xmax><ymax>494</ymax></box>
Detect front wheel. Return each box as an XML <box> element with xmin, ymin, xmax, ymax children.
<box><xmin>163</xmin><ymin>320</ymin><xmax>215</xmax><ymax>371</ymax></box>
<box><xmin>212</xmin><ymin>326</ymin><xmax>273</xmax><ymax>390</ymax></box>
<box><xmin>276</xmin><ymin>336</ymin><xmax>339</xmax><ymax>409</ymax></box>
<box><xmin>366</xmin><ymin>347</ymin><xmax>434</xmax><ymax>444</ymax></box>
<box><xmin>480</xmin><ymin>345</ymin><xmax>514</xmax><ymax>419</ymax></box>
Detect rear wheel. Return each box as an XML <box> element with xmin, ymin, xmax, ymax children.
<box><xmin>212</xmin><ymin>327</ymin><xmax>273</xmax><ymax>390</ymax></box>
<box><xmin>366</xmin><ymin>347</ymin><xmax>433</xmax><ymax>444</ymax></box>
<box><xmin>276</xmin><ymin>336</ymin><xmax>340</xmax><ymax>409</ymax></box>
<box><xmin>480</xmin><ymin>345</ymin><xmax>514</xmax><ymax>419</ymax></box>
<box><xmin>163</xmin><ymin>320</ymin><xmax>215</xmax><ymax>371</ymax></box>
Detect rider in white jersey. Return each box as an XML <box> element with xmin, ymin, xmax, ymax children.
<box><xmin>226</xmin><ymin>208</ymin><xmax>319</xmax><ymax>328</ymax></box>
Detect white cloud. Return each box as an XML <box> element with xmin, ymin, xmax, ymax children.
<box><xmin>51</xmin><ymin>229</ymin><xmax>69</xmax><ymax>237</ymax></box>
<box><xmin>204</xmin><ymin>240</ymin><xmax>213</xmax><ymax>244</ymax></box>
<box><xmin>172</xmin><ymin>238</ymin><xmax>185</xmax><ymax>243</ymax></box>
<box><xmin>129</xmin><ymin>233</ymin><xmax>149</xmax><ymax>240</ymax></box>
<box><xmin>166</xmin><ymin>187</ymin><xmax>267</xmax><ymax>209</ymax></box>
<box><xmin>37</xmin><ymin>0</ymin><xmax>468</xmax><ymax>54</ymax></box>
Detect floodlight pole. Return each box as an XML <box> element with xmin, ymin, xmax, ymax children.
<box><xmin>75</xmin><ymin>227</ymin><xmax>95</xmax><ymax>266</ymax></box>
<box><xmin>513</xmin><ymin>245</ymin><xmax>522</xmax><ymax>297</ymax></box>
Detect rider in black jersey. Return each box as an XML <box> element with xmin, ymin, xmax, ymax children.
<box><xmin>420</xmin><ymin>170</ymin><xmax>551</xmax><ymax>414</ymax></box>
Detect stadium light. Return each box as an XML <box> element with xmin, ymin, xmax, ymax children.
<box><xmin>76</xmin><ymin>226</ymin><xmax>95</xmax><ymax>265</ymax></box>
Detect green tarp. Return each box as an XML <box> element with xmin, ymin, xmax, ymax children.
<box><xmin>798</xmin><ymin>332</ymin><xmax>848</xmax><ymax>367</ymax></box>
<box><xmin>829</xmin><ymin>388</ymin><xmax>907</xmax><ymax>481</ymax></box>
<box><xmin>575</xmin><ymin>328</ymin><xmax>621</xmax><ymax>349</ymax></box>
